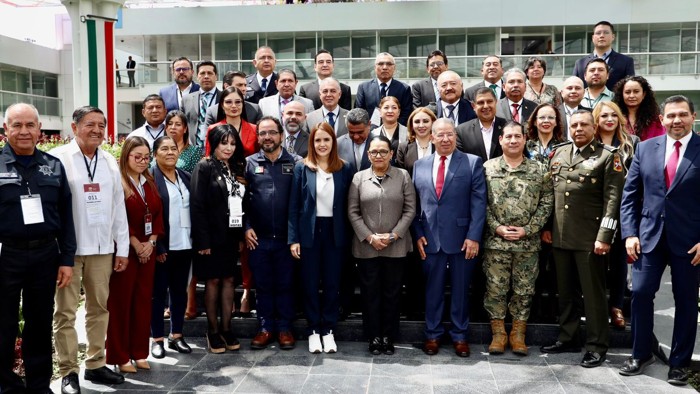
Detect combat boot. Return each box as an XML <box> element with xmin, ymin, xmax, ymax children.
<box><xmin>488</xmin><ymin>319</ymin><xmax>508</xmax><ymax>354</ymax></box>
<box><xmin>510</xmin><ymin>320</ymin><xmax>528</xmax><ymax>356</ymax></box>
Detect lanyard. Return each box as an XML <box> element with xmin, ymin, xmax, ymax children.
<box><xmin>146</xmin><ymin>124</ymin><xmax>164</xmax><ymax>141</ymax></box>
<box><xmin>82</xmin><ymin>150</ymin><xmax>98</xmax><ymax>183</ymax></box>
<box><xmin>163</xmin><ymin>170</ymin><xmax>184</xmax><ymax>201</ymax></box>
<box><xmin>129</xmin><ymin>175</ymin><xmax>148</xmax><ymax>209</ymax></box>
<box><xmin>14</xmin><ymin>158</ymin><xmax>36</xmax><ymax>196</ymax></box>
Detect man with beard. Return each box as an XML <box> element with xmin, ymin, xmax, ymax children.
<box><xmin>496</xmin><ymin>68</ymin><xmax>537</xmax><ymax>133</ymax></box>
<box><xmin>464</xmin><ymin>55</ymin><xmax>506</xmax><ymax>102</ymax></box>
<box><xmin>436</xmin><ymin>70</ymin><xmax>476</xmax><ymax>126</ymax></box>
<box><xmin>281</xmin><ymin>101</ymin><xmax>309</xmax><ymax>158</ymax></box>
<box><xmin>244</xmin><ymin>116</ymin><xmax>301</xmax><ymax>350</ymax></box>
<box><xmin>582</xmin><ymin>59</ymin><xmax>614</xmax><ymax>109</ymax></box>
<box><xmin>159</xmin><ymin>57</ymin><xmax>200</xmax><ymax>113</ymax></box>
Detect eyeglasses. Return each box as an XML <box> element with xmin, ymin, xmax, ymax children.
<box><xmin>368</xmin><ymin>149</ymin><xmax>390</xmax><ymax>158</ymax></box>
<box><xmin>174</xmin><ymin>67</ymin><xmax>192</xmax><ymax>73</ymax></box>
<box><xmin>537</xmin><ymin>116</ymin><xmax>556</xmax><ymax>121</ymax></box>
<box><xmin>129</xmin><ymin>154</ymin><xmax>150</xmax><ymax>163</ymax></box>
<box><xmin>429</xmin><ymin>61</ymin><xmax>445</xmax><ymax>68</ymax></box>
<box><xmin>257</xmin><ymin>130</ymin><xmax>281</xmax><ymax>137</ymax></box>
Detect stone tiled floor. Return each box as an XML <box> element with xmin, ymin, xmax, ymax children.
<box><xmin>50</xmin><ymin>338</ymin><xmax>695</xmax><ymax>393</ymax></box>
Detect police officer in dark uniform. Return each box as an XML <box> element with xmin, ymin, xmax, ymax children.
<box><xmin>540</xmin><ymin>109</ymin><xmax>624</xmax><ymax>368</ymax></box>
<box><xmin>0</xmin><ymin>103</ymin><xmax>76</xmax><ymax>393</ymax></box>
<box><xmin>244</xmin><ymin>116</ymin><xmax>301</xmax><ymax>350</ymax></box>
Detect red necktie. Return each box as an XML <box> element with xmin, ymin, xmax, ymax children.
<box><xmin>665</xmin><ymin>140</ymin><xmax>682</xmax><ymax>189</ymax></box>
<box><xmin>511</xmin><ymin>103</ymin><xmax>520</xmax><ymax>123</ymax></box>
<box><xmin>436</xmin><ymin>155</ymin><xmax>446</xmax><ymax>198</ymax></box>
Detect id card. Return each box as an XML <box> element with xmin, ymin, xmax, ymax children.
<box><xmin>180</xmin><ymin>207</ymin><xmax>191</xmax><ymax>228</ymax></box>
<box><xmin>84</xmin><ymin>183</ymin><xmax>105</xmax><ymax>226</ymax></box>
<box><xmin>144</xmin><ymin>213</ymin><xmax>153</xmax><ymax>236</ymax></box>
<box><xmin>228</xmin><ymin>195</ymin><xmax>243</xmax><ymax>228</ymax></box>
<box><xmin>20</xmin><ymin>194</ymin><xmax>44</xmax><ymax>225</ymax></box>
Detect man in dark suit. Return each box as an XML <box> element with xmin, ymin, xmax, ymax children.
<box><xmin>126</xmin><ymin>56</ymin><xmax>136</xmax><ymax>87</ymax></box>
<box><xmin>337</xmin><ymin>108</ymin><xmax>372</xmax><ymax>173</ymax></box>
<box><xmin>159</xmin><ymin>57</ymin><xmax>200</xmax><ymax>113</ymax></box>
<box><xmin>558</xmin><ymin>76</ymin><xmax>588</xmax><ymax>139</ymax></box>
<box><xmin>464</xmin><ymin>55</ymin><xmax>505</xmax><ymax>102</ymax></box>
<box><xmin>496</xmin><ymin>68</ymin><xmax>537</xmax><ymax>131</ymax></box>
<box><xmin>355</xmin><ymin>52</ymin><xmax>413</xmax><ymax>126</ymax></box>
<box><xmin>573</xmin><ymin>21</ymin><xmax>635</xmax><ymax>90</ymax></box>
<box><xmin>205</xmin><ymin>70</ymin><xmax>260</xmax><ymax>128</ymax></box>
<box><xmin>435</xmin><ymin>70</ymin><xmax>476</xmax><ymax>126</ymax></box>
<box><xmin>180</xmin><ymin>61</ymin><xmax>220</xmax><ymax>148</ymax></box>
<box><xmin>456</xmin><ymin>87</ymin><xmax>506</xmax><ymax>162</ymax></box>
<box><xmin>281</xmin><ymin>101</ymin><xmax>309</xmax><ymax>158</ymax></box>
<box><xmin>299</xmin><ymin>49</ymin><xmax>352</xmax><ymax>111</ymax></box>
<box><xmin>411</xmin><ymin>50</ymin><xmax>448</xmax><ymax>109</ymax></box>
<box><xmin>245</xmin><ymin>46</ymin><xmax>278</xmax><ymax>104</ymax></box>
<box><xmin>413</xmin><ymin>118</ymin><xmax>487</xmax><ymax>357</ymax></box>
<box><xmin>540</xmin><ymin>109</ymin><xmax>624</xmax><ymax>368</ymax></box>
<box><xmin>305</xmin><ymin>78</ymin><xmax>349</xmax><ymax>138</ymax></box>
<box><xmin>618</xmin><ymin>96</ymin><xmax>700</xmax><ymax>386</ymax></box>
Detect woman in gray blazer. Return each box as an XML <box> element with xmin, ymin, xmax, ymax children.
<box><xmin>347</xmin><ymin>134</ymin><xmax>416</xmax><ymax>355</ymax></box>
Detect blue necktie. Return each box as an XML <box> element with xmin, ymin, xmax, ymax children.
<box><xmin>380</xmin><ymin>83</ymin><xmax>387</xmax><ymax>98</ymax></box>
<box><xmin>327</xmin><ymin>112</ymin><xmax>336</xmax><ymax>129</ymax></box>
<box><xmin>261</xmin><ymin>78</ymin><xmax>268</xmax><ymax>92</ymax></box>
<box><xmin>197</xmin><ymin>92</ymin><xmax>210</xmax><ymax>147</ymax></box>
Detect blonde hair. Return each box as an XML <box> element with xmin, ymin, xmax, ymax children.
<box><xmin>593</xmin><ymin>101</ymin><xmax>634</xmax><ymax>168</ymax></box>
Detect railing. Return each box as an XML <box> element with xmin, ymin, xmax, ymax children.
<box><xmin>0</xmin><ymin>90</ymin><xmax>62</xmax><ymax>117</ymax></box>
<box><xmin>118</xmin><ymin>52</ymin><xmax>700</xmax><ymax>86</ymax></box>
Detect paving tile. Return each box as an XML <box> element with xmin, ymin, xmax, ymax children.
<box><xmin>170</xmin><ymin>370</ymin><xmax>249</xmax><ymax>392</ymax></box>
<box><xmin>310</xmin><ymin>355</ymin><xmax>372</xmax><ymax>375</ymax></box>
<box><xmin>115</xmin><ymin>370</ymin><xmax>191</xmax><ymax>391</ymax></box>
<box><xmin>626</xmin><ymin>384</ymin><xmax>697</xmax><ymax>393</ymax></box>
<box><xmin>432</xmin><ymin>379</ymin><xmax>498</xmax><ymax>394</ymax></box>
<box><xmin>234</xmin><ymin>372</ymin><xmax>308</xmax><ymax>393</ymax></box>
<box><xmin>367</xmin><ymin>375</ymin><xmax>432</xmax><ymax>394</ymax></box>
<box><xmin>251</xmin><ymin>354</ymin><xmax>316</xmax><ymax>374</ymax></box>
<box><xmin>550</xmin><ymin>364</ymin><xmax>624</xmax><ymax>384</ymax></box>
<box><xmin>559</xmin><ymin>383</ymin><xmax>633</xmax><ymax>393</ymax></box>
<box><xmin>490</xmin><ymin>359</ymin><xmax>557</xmax><ymax>382</ymax></box>
<box><xmin>429</xmin><ymin>359</ymin><xmax>494</xmax><ymax>380</ymax></box>
<box><xmin>300</xmin><ymin>374</ymin><xmax>370</xmax><ymax>394</ymax></box>
<box><xmin>190</xmin><ymin>353</ymin><xmax>256</xmax><ymax>372</ymax></box>
<box><xmin>370</xmin><ymin>357</ymin><xmax>431</xmax><ymax>377</ymax></box>
<box><xmin>497</xmin><ymin>380</ymin><xmax>565</xmax><ymax>393</ymax></box>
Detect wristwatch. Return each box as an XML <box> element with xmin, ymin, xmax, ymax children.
<box><xmin>389</xmin><ymin>234</ymin><xmax>396</xmax><ymax>243</ymax></box>
<box><xmin>149</xmin><ymin>239</ymin><xmax>156</xmax><ymax>247</ymax></box>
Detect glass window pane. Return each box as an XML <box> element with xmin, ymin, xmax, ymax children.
<box><xmin>322</xmin><ymin>35</ymin><xmax>350</xmax><ymax>59</ymax></box>
<box><xmin>380</xmin><ymin>35</ymin><xmax>407</xmax><ymax>57</ymax></box>
<box><xmin>409</xmin><ymin>35</ymin><xmax>436</xmax><ymax>58</ymax></box>
<box><xmin>351</xmin><ymin>58</ymin><xmax>374</xmax><ymax>79</ymax></box>
<box><xmin>650</xmin><ymin>30</ymin><xmax>680</xmax><ymax>53</ymax></box>
<box><xmin>241</xmin><ymin>38</ymin><xmax>258</xmax><ymax>61</ymax></box>
<box><xmin>468</xmin><ymin>34</ymin><xmax>495</xmax><ymax>56</ymax></box>
<box><xmin>295</xmin><ymin>59</ymin><xmax>315</xmax><ymax>80</ymax></box>
<box><xmin>214</xmin><ymin>34</ymin><xmax>239</xmax><ymax>60</ymax></box>
<box><xmin>295</xmin><ymin>37</ymin><xmax>316</xmax><ymax>60</ymax></box>
<box><xmin>625</xmin><ymin>28</ymin><xmax>649</xmax><ymax>53</ymax></box>
<box><xmin>16</xmin><ymin>71</ymin><xmax>28</xmax><ymax>94</ymax></box>
<box><xmin>563</xmin><ymin>30</ymin><xmax>587</xmax><ymax>54</ymax></box>
<box><xmin>268</xmin><ymin>37</ymin><xmax>294</xmax><ymax>60</ymax></box>
<box><xmin>332</xmin><ymin>59</ymin><xmax>350</xmax><ymax>80</ymax></box>
<box><xmin>200</xmin><ymin>34</ymin><xmax>212</xmax><ymax>59</ymax></box>
<box><xmin>2</xmin><ymin>70</ymin><xmax>17</xmax><ymax>92</ymax></box>
<box><xmin>649</xmin><ymin>54</ymin><xmax>679</xmax><ymax>74</ymax></box>
<box><xmin>629</xmin><ymin>54</ymin><xmax>648</xmax><ymax>75</ymax></box>
<box><xmin>45</xmin><ymin>76</ymin><xmax>58</xmax><ymax>98</ymax></box>
<box><xmin>681</xmin><ymin>29</ymin><xmax>696</xmax><ymax>52</ymax></box>
<box><xmin>352</xmin><ymin>36</ymin><xmax>376</xmax><ymax>59</ymax></box>
<box><xmin>680</xmin><ymin>53</ymin><xmax>697</xmax><ymax>74</ymax></box>
<box><xmin>441</xmin><ymin>34</ymin><xmax>466</xmax><ymax>57</ymax></box>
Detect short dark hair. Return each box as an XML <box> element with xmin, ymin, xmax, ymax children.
<box><xmin>426</xmin><ymin>50</ymin><xmax>448</xmax><ymax>68</ymax></box>
<box><xmin>153</xmin><ymin>135</ymin><xmax>176</xmax><ymax>153</ymax></box>
<box><xmin>594</xmin><ymin>21</ymin><xmax>615</xmax><ymax>35</ymax></box>
<box><xmin>524</xmin><ymin>56</ymin><xmax>547</xmax><ymax>76</ymax></box>
<box><xmin>503</xmin><ymin>121</ymin><xmax>524</xmax><ymax>135</ymax></box>
<box><xmin>314</xmin><ymin>49</ymin><xmax>333</xmax><ymax>63</ymax></box>
<box><xmin>171</xmin><ymin>57</ymin><xmax>193</xmax><ymax>70</ymax></box>
<box><xmin>165</xmin><ymin>110</ymin><xmax>189</xmax><ymax>143</ymax></box>
<box><xmin>257</xmin><ymin>116</ymin><xmax>284</xmax><ymax>134</ymax></box>
<box><xmin>571</xmin><ymin>108</ymin><xmax>594</xmax><ymax>123</ymax></box>
<box><xmin>223</xmin><ymin>70</ymin><xmax>246</xmax><ymax>86</ymax></box>
<box><xmin>346</xmin><ymin>108</ymin><xmax>370</xmax><ymax>126</ymax></box>
<box><xmin>278</xmin><ymin>68</ymin><xmax>297</xmax><ymax>81</ymax></box>
<box><xmin>474</xmin><ymin>87</ymin><xmax>497</xmax><ymax>100</ymax></box>
<box><xmin>142</xmin><ymin>94</ymin><xmax>164</xmax><ymax>107</ymax></box>
<box><xmin>661</xmin><ymin>95</ymin><xmax>695</xmax><ymax>115</ymax></box>
<box><xmin>585</xmin><ymin>58</ymin><xmax>609</xmax><ymax>72</ymax></box>
<box><xmin>196</xmin><ymin>60</ymin><xmax>217</xmax><ymax>75</ymax></box>
<box><xmin>72</xmin><ymin>106</ymin><xmax>105</xmax><ymax>124</ymax></box>
<box><xmin>366</xmin><ymin>134</ymin><xmax>393</xmax><ymax>152</ymax></box>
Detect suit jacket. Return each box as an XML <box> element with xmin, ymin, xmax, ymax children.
<box><xmin>152</xmin><ymin>166</ymin><xmax>192</xmax><ymax>255</ymax></box>
<box><xmin>245</xmin><ymin>72</ymin><xmax>278</xmax><ymax>104</ymax></box>
<box><xmin>259</xmin><ymin>94</ymin><xmax>314</xmax><ymax>120</ymax></box>
<box><xmin>455</xmin><ymin>117</ymin><xmax>506</xmax><ymax>162</ymax></box>
<box><xmin>337</xmin><ymin>134</ymin><xmax>371</xmax><ymax>173</ymax></box>
<box><xmin>287</xmin><ymin>130</ymin><xmax>309</xmax><ymax>158</ymax></box>
<box><xmin>181</xmin><ymin>88</ymin><xmax>220</xmax><ymax>146</ymax></box>
<box><xmin>305</xmin><ymin>107</ymin><xmax>349</xmax><ymax>138</ymax></box>
<box><xmin>573</xmin><ymin>50</ymin><xmax>635</xmax><ymax>90</ymax></box>
<box><xmin>299</xmin><ymin>80</ymin><xmax>352</xmax><ymax>111</ymax></box>
<box><xmin>496</xmin><ymin>98</ymin><xmax>537</xmax><ymax>125</ymax></box>
<box><xmin>160</xmin><ymin>82</ymin><xmax>201</xmax><ymax>113</ymax></box>
<box><xmin>464</xmin><ymin>81</ymin><xmax>506</xmax><ymax>102</ymax></box>
<box><xmin>126</xmin><ymin>60</ymin><xmax>136</xmax><ymax>71</ymax></box>
<box><xmin>411</xmin><ymin>78</ymin><xmax>439</xmax><ymax>109</ymax></box>
<box><xmin>558</xmin><ymin>104</ymin><xmax>589</xmax><ymax>140</ymax></box>
<box><xmin>205</xmin><ymin>100</ymin><xmax>261</xmax><ymax>129</ymax></box>
<box><xmin>621</xmin><ymin>133</ymin><xmax>700</xmax><ymax>253</ymax></box>
<box><xmin>355</xmin><ymin>78</ymin><xmax>413</xmax><ymax>126</ymax></box>
<box><xmin>435</xmin><ymin>98</ymin><xmax>477</xmax><ymax>126</ymax></box>
<box><xmin>412</xmin><ymin>151</ymin><xmax>487</xmax><ymax>254</ymax></box>
<box><xmin>396</xmin><ymin>140</ymin><xmax>434</xmax><ymax>177</ymax></box>
<box><xmin>287</xmin><ymin>161</ymin><xmax>353</xmax><ymax>248</ymax></box>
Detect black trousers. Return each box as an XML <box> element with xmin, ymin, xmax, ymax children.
<box><xmin>357</xmin><ymin>256</ymin><xmax>404</xmax><ymax>340</ymax></box>
<box><xmin>0</xmin><ymin>241</ymin><xmax>59</xmax><ymax>393</ymax></box>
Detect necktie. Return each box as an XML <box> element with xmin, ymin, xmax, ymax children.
<box><xmin>327</xmin><ymin>112</ymin><xmax>336</xmax><ymax>129</ymax></box>
<box><xmin>435</xmin><ymin>155</ymin><xmax>447</xmax><ymax>198</ymax></box>
<box><xmin>665</xmin><ymin>140</ymin><xmax>682</xmax><ymax>188</ymax></box>
<box><xmin>445</xmin><ymin>105</ymin><xmax>456</xmax><ymax>123</ymax></box>
<box><xmin>433</xmin><ymin>80</ymin><xmax>440</xmax><ymax>102</ymax></box>
<box><xmin>287</xmin><ymin>134</ymin><xmax>296</xmax><ymax>154</ymax></box>
<box><xmin>489</xmin><ymin>84</ymin><xmax>498</xmax><ymax>97</ymax></box>
<box><xmin>280</xmin><ymin>98</ymin><xmax>290</xmax><ymax>118</ymax></box>
<box><xmin>380</xmin><ymin>83</ymin><xmax>388</xmax><ymax>98</ymax></box>
<box><xmin>261</xmin><ymin>78</ymin><xmax>268</xmax><ymax>92</ymax></box>
<box><xmin>198</xmin><ymin>92</ymin><xmax>210</xmax><ymax>147</ymax></box>
<box><xmin>354</xmin><ymin>143</ymin><xmax>361</xmax><ymax>170</ymax></box>
<box><xmin>572</xmin><ymin>148</ymin><xmax>581</xmax><ymax>161</ymax></box>
<box><xmin>511</xmin><ymin>103</ymin><xmax>520</xmax><ymax>123</ymax></box>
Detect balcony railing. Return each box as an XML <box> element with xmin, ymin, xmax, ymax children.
<box><xmin>0</xmin><ymin>90</ymin><xmax>62</xmax><ymax>117</ymax></box>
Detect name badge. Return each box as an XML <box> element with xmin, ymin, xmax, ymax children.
<box><xmin>255</xmin><ymin>166</ymin><xmax>264</xmax><ymax>174</ymax></box>
<box><xmin>282</xmin><ymin>163</ymin><xmax>294</xmax><ymax>174</ymax></box>
<box><xmin>84</xmin><ymin>183</ymin><xmax>105</xmax><ymax>226</ymax></box>
<box><xmin>180</xmin><ymin>207</ymin><xmax>191</xmax><ymax>228</ymax></box>
<box><xmin>144</xmin><ymin>213</ymin><xmax>153</xmax><ymax>236</ymax></box>
<box><xmin>228</xmin><ymin>195</ymin><xmax>243</xmax><ymax>228</ymax></box>
<box><xmin>21</xmin><ymin>194</ymin><xmax>44</xmax><ymax>225</ymax></box>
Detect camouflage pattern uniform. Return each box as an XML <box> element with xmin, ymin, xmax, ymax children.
<box><xmin>482</xmin><ymin>156</ymin><xmax>554</xmax><ymax>320</ymax></box>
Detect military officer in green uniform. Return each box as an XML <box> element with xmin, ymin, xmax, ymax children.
<box><xmin>540</xmin><ymin>109</ymin><xmax>624</xmax><ymax>368</ymax></box>
<box><xmin>483</xmin><ymin>121</ymin><xmax>553</xmax><ymax>356</ymax></box>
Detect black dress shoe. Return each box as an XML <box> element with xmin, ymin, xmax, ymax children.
<box><xmin>368</xmin><ymin>337</ymin><xmax>383</xmax><ymax>355</ymax></box>
<box><xmin>151</xmin><ymin>340</ymin><xmax>165</xmax><ymax>359</ymax></box>
<box><xmin>83</xmin><ymin>366</ymin><xmax>125</xmax><ymax>384</ymax></box>
<box><xmin>580</xmin><ymin>351</ymin><xmax>606</xmax><ymax>368</ymax></box>
<box><xmin>667</xmin><ymin>367</ymin><xmax>689</xmax><ymax>386</ymax></box>
<box><xmin>383</xmin><ymin>337</ymin><xmax>395</xmax><ymax>355</ymax></box>
<box><xmin>540</xmin><ymin>341</ymin><xmax>581</xmax><ymax>354</ymax></box>
<box><xmin>168</xmin><ymin>336</ymin><xmax>192</xmax><ymax>353</ymax></box>
<box><xmin>61</xmin><ymin>372</ymin><xmax>80</xmax><ymax>394</ymax></box>
<box><xmin>619</xmin><ymin>355</ymin><xmax>655</xmax><ymax>376</ymax></box>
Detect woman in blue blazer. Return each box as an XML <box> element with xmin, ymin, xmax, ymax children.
<box><xmin>288</xmin><ymin>122</ymin><xmax>353</xmax><ymax>354</ymax></box>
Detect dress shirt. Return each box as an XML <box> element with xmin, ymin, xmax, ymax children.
<box><xmin>128</xmin><ymin>122</ymin><xmax>165</xmax><ymax>149</ymax></box>
<box><xmin>379</xmin><ymin>78</ymin><xmax>394</xmax><ymax>95</ymax></box>
<box><xmin>596</xmin><ymin>49</ymin><xmax>613</xmax><ymax>62</ymax></box>
<box><xmin>484</xmin><ymin>80</ymin><xmax>503</xmax><ymax>99</ymax></box>
<box><xmin>431</xmin><ymin>78</ymin><xmax>440</xmax><ymax>102</ymax></box>
<box><xmin>432</xmin><ymin>152</ymin><xmax>453</xmax><ymax>188</ymax></box>
<box><xmin>440</xmin><ymin>100</ymin><xmax>459</xmax><ymax>122</ymax></box>
<box><xmin>563</xmin><ymin>105</ymin><xmax>578</xmax><ymax>141</ymax></box>
<box><xmin>315</xmin><ymin>167</ymin><xmax>334</xmax><ymax>217</ymax></box>
<box><xmin>416</xmin><ymin>140</ymin><xmax>432</xmax><ymax>161</ymax></box>
<box><xmin>665</xmin><ymin>132</ymin><xmax>692</xmax><ymax>169</ymax></box>
<box><xmin>177</xmin><ymin>82</ymin><xmax>194</xmax><ymax>109</ymax></box>
<box><xmin>507</xmin><ymin>98</ymin><xmax>524</xmax><ymax>123</ymax></box>
<box><xmin>479</xmin><ymin>120</ymin><xmax>495</xmax><ymax>159</ymax></box>
<box><xmin>323</xmin><ymin>106</ymin><xmax>340</xmax><ymax>132</ymax></box>
<box><xmin>582</xmin><ymin>87</ymin><xmax>613</xmax><ymax>109</ymax></box>
<box><xmin>49</xmin><ymin>141</ymin><xmax>129</xmax><ymax>258</ymax></box>
<box><xmin>164</xmin><ymin>173</ymin><xmax>192</xmax><ymax>251</ymax></box>
<box><xmin>257</xmin><ymin>73</ymin><xmax>273</xmax><ymax>91</ymax></box>
<box><xmin>354</xmin><ymin>139</ymin><xmax>368</xmax><ymax>169</ymax></box>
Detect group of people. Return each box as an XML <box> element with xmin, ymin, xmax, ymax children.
<box><xmin>0</xmin><ymin>19</ymin><xmax>698</xmax><ymax>394</ymax></box>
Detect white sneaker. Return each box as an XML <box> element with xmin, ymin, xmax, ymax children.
<box><xmin>322</xmin><ymin>332</ymin><xmax>337</xmax><ymax>353</ymax></box>
<box><xmin>308</xmin><ymin>332</ymin><xmax>322</xmax><ymax>354</ymax></box>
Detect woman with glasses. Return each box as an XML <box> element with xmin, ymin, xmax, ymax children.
<box><xmin>107</xmin><ymin>136</ymin><xmax>164</xmax><ymax>373</ymax></box>
<box><xmin>288</xmin><ymin>122</ymin><xmax>353</xmax><ymax>353</ymax></box>
<box><xmin>372</xmin><ymin>96</ymin><xmax>408</xmax><ymax>162</ymax></box>
<box><xmin>523</xmin><ymin>57</ymin><xmax>562</xmax><ymax>107</ymax></box>
<box><xmin>347</xmin><ymin>135</ymin><xmax>416</xmax><ymax>355</ymax></box>
<box><xmin>190</xmin><ymin>124</ymin><xmax>246</xmax><ymax>353</ymax></box>
<box><xmin>525</xmin><ymin>103</ymin><xmax>565</xmax><ymax>164</ymax></box>
<box><xmin>149</xmin><ymin>136</ymin><xmax>193</xmax><ymax>359</ymax></box>
<box><xmin>611</xmin><ymin>75</ymin><xmax>665</xmax><ymax>141</ymax></box>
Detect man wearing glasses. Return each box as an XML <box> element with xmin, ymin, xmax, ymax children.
<box><xmin>159</xmin><ymin>57</ymin><xmax>200</xmax><ymax>113</ymax></box>
<box><xmin>412</xmin><ymin>118</ymin><xmax>487</xmax><ymax>357</ymax></box>
<box><xmin>411</xmin><ymin>50</ymin><xmax>449</xmax><ymax>109</ymax></box>
<box><xmin>572</xmin><ymin>21</ymin><xmax>635</xmax><ymax>90</ymax></box>
<box><xmin>355</xmin><ymin>52</ymin><xmax>413</xmax><ymax>126</ymax></box>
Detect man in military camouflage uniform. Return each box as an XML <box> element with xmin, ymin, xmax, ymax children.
<box><xmin>483</xmin><ymin>121</ymin><xmax>553</xmax><ymax>356</ymax></box>
<box><xmin>540</xmin><ymin>109</ymin><xmax>624</xmax><ymax>368</ymax></box>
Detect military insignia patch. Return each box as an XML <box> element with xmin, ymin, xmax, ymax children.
<box><xmin>613</xmin><ymin>154</ymin><xmax>623</xmax><ymax>172</ymax></box>
<box><xmin>38</xmin><ymin>165</ymin><xmax>53</xmax><ymax>176</ymax></box>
